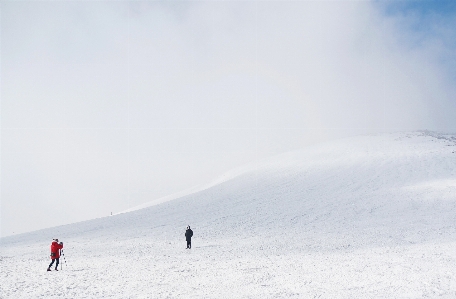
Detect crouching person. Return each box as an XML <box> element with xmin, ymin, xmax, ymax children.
<box><xmin>47</xmin><ymin>238</ymin><xmax>63</xmax><ymax>271</ymax></box>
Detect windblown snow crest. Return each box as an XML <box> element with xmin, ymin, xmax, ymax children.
<box><xmin>4</xmin><ymin>131</ymin><xmax>456</xmax><ymax>248</ymax></box>
<box><xmin>106</xmin><ymin>131</ymin><xmax>456</xmax><ymax>251</ymax></box>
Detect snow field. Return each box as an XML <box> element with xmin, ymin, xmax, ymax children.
<box><xmin>2</xmin><ymin>237</ymin><xmax>456</xmax><ymax>298</ymax></box>
<box><xmin>1</xmin><ymin>132</ymin><xmax>456</xmax><ymax>298</ymax></box>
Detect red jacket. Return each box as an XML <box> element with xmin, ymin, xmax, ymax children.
<box><xmin>50</xmin><ymin>241</ymin><xmax>63</xmax><ymax>259</ymax></box>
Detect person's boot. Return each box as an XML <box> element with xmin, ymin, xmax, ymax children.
<box><xmin>55</xmin><ymin>267</ymin><xmax>58</xmax><ymax>271</ymax></box>
<box><xmin>47</xmin><ymin>268</ymin><xmax>51</xmax><ymax>271</ymax></box>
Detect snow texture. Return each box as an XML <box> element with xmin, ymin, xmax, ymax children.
<box><xmin>1</xmin><ymin>131</ymin><xmax>456</xmax><ymax>298</ymax></box>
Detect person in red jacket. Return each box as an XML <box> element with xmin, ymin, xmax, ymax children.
<box><xmin>47</xmin><ymin>239</ymin><xmax>63</xmax><ymax>271</ymax></box>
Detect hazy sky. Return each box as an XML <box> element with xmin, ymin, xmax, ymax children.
<box><xmin>1</xmin><ymin>1</ymin><xmax>456</xmax><ymax>237</ymax></box>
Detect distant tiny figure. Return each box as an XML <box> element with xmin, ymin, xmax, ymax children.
<box><xmin>185</xmin><ymin>226</ymin><xmax>193</xmax><ymax>249</ymax></box>
<box><xmin>47</xmin><ymin>238</ymin><xmax>64</xmax><ymax>271</ymax></box>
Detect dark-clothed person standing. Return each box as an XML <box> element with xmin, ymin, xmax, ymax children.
<box><xmin>47</xmin><ymin>239</ymin><xmax>63</xmax><ymax>271</ymax></box>
<box><xmin>185</xmin><ymin>226</ymin><xmax>193</xmax><ymax>249</ymax></box>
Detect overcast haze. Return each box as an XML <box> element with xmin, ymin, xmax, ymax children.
<box><xmin>1</xmin><ymin>1</ymin><xmax>456</xmax><ymax>237</ymax></box>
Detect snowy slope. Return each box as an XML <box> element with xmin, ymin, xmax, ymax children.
<box><xmin>1</xmin><ymin>131</ymin><xmax>456</xmax><ymax>298</ymax></box>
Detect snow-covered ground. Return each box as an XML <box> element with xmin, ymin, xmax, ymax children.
<box><xmin>1</xmin><ymin>131</ymin><xmax>456</xmax><ymax>298</ymax></box>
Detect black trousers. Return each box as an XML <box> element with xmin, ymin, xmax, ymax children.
<box><xmin>186</xmin><ymin>240</ymin><xmax>191</xmax><ymax>249</ymax></box>
<box><xmin>49</xmin><ymin>258</ymin><xmax>60</xmax><ymax>269</ymax></box>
